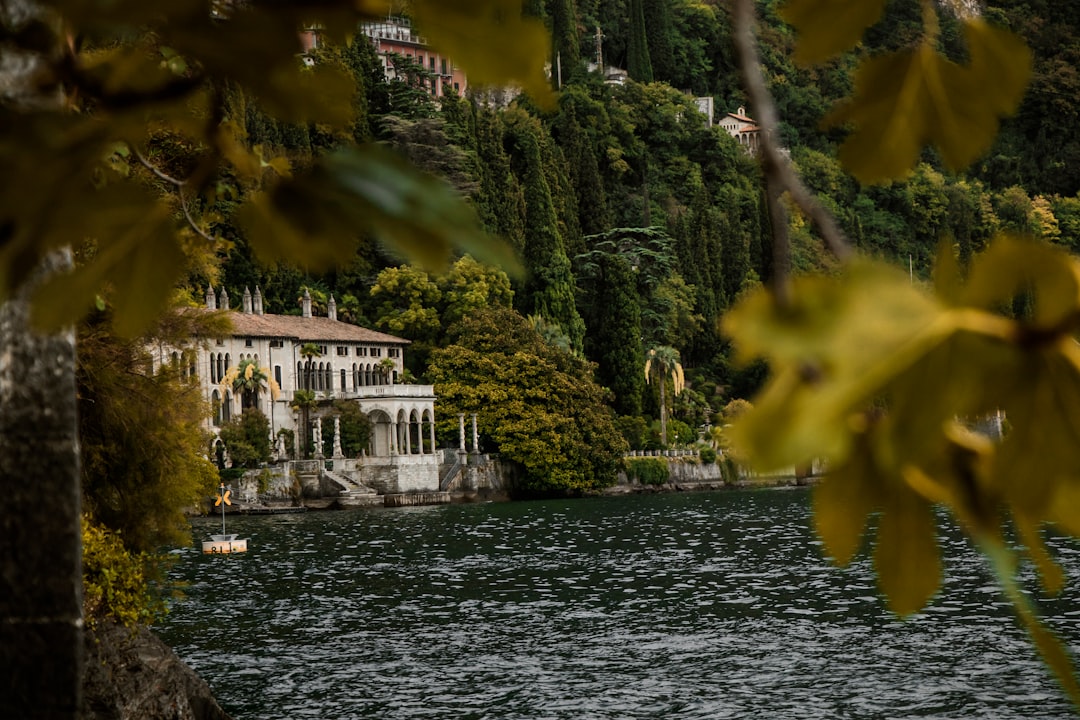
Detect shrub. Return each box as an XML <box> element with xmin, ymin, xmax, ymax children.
<box><xmin>625</xmin><ymin>457</ymin><xmax>669</xmax><ymax>485</ymax></box>
<box><xmin>81</xmin><ymin>517</ymin><xmax>165</xmax><ymax>628</ymax></box>
<box><xmin>699</xmin><ymin>447</ymin><xmax>717</xmax><ymax>464</ymax></box>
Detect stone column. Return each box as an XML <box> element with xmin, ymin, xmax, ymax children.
<box><xmin>313</xmin><ymin>417</ymin><xmax>323</xmax><ymax>458</ymax></box>
<box><xmin>458</xmin><ymin>413</ymin><xmax>466</xmax><ymax>450</ymax></box>
<box><xmin>0</xmin><ymin>252</ymin><xmax>82</xmax><ymax>720</ymax></box>
<box><xmin>471</xmin><ymin>414</ymin><xmax>479</xmax><ymax>453</ymax></box>
<box><xmin>428</xmin><ymin>417</ymin><xmax>436</xmax><ymax>456</ymax></box>
<box><xmin>332</xmin><ymin>416</ymin><xmax>343</xmax><ymax>458</ymax></box>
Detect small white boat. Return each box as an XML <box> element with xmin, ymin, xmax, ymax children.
<box><xmin>204</xmin><ymin>483</ymin><xmax>249</xmax><ymax>554</ymax></box>
<box><xmin>202</xmin><ymin>533</ymin><xmax>248</xmax><ymax>554</ymax></box>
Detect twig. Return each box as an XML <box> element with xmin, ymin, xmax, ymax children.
<box><xmin>732</xmin><ymin>0</ymin><xmax>853</xmax><ymax>280</ymax></box>
<box><xmin>134</xmin><ymin>149</ymin><xmax>217</xmax><ymax>244</ymax></box>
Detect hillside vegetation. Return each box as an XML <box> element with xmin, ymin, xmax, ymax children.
<box><xmin>198</xmin><ymin>0</ymin><xmax>1080</xmax><ymax>490</ymax></box>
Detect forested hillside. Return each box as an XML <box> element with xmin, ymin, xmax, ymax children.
<box><xmin>201</xmin><ymin>0</ymin><xmax>1080</xmax><ymax>470</ymax></box>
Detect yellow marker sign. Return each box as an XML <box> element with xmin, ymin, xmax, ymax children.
<box><xmin>214</xmin><ymin>488</ymin><xmax>232</xmax><ymax>506</ymax></box>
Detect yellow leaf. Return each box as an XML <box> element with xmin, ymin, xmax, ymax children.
<box><xmin>812</xmin><ymin>430</ymin><xmax>880</xmax><ymax>566</ymax></box>
<box><xmin>780</xmin><ymin>0</ymin><xmax>887</xmax><ymax>66</ymax></box>
<box><xmin>1047</xmin><ymin>480</ymin><xmax>1080</xmax><ymax>536</ymax></box>
<box><xmin>992</xmin><ymin>343</ymin><xmax>1080</xmax><ymax>517</ymax></box>
<box><xmin>723</xmin><ymin>260</ymin><xmax>946</xmax><ymax>470</ymax></box>
<box><xmin>411</xmin><ymin>0</ymin><xmax>555</xmax><ymax>108</ymax></box>
<box><xmin>873</xmin><ymin>484</ymin><xmax>941</xmax><ymax>616</ymax></box>
<box><xmin>29</xmin><ymin>190</ymin><xmax>183</xmax><ymax>336</ymax></box>
<box><xmin>960</xmin><ymin>235</ymin><xmax>1080</xmax><ymax>331</ymax></box>
<box><xmin>240</xmin><ymin>145</ymin><xmax>521</xmax><ymax>276</ymax></box>
<box><xmin>932</xmin><ymin>235</ymin><xmax>963</xmax><ymax>306</ymax></box>
<box><xmin>1015</xmin><ymin>514</ymin><xmax>1065</xmax><ymax>596</ymax></box>
<box><xmin>826</xmin><ymin>21</ymin><xmax>1032</xmax><ymax>183</ymax></box>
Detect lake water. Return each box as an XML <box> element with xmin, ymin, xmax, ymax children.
<box><xmin>156</xmin><ymin>488</ymin><xmax>1080</xmax><ymax>719</ymax></box>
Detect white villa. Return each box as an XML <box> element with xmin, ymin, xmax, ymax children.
<box><xmin>163</xmin><ymin>284</ymin><xmax>443</xmax><ymax>495</ymax></box>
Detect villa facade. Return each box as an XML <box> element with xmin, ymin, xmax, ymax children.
<box><xmin>159</xmin><ymin>285</ymin><xmax>442</xmax><ymax>494</ymax></box>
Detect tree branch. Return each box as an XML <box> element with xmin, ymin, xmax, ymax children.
<box><xmin>134</xmin><ymin>149</ymin><xmax>216</xmax><ymax>245</ymax></box>
<box><xmin>732</xmin><ymin>0</ymin><xmax>853</xmax><ymax>287</ymax></box>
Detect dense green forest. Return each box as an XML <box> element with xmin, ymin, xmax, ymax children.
<box><xmin>194</xmin><ymin>0</ymin><xmax>1080</xmax><ymax>488</ymax></box>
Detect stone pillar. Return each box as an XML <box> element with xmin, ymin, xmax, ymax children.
<box><xmin>313</xmin><ymin>417</ymin><xmax>323</xmax><ymax>458</ymax></box>
<box><xmin>332</xmin><ymin>416</ymin><xmax>343</xmax><ymax>458</ymax></box>
<box><xmin>471</xmin><ymin>414</ymin><xmax>479</xmax><ymax>453</ymax></box>
<box><xmin>0</xmin><ymin>252</ymin><xmax>83</xmax><ymax>720</ymax></box>
<box><xmin>428</xmin><ymin>416</ymin><xmax>436</xmax><ymax>455</ymax></box>
<box><xmin>458</xmin><ymin>413</ymin><xmax>466</xmax><ymax>450</ymax></box>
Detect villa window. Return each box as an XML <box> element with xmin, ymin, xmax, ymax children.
<box><xmin>270</xmin><ymin>339</ymin><xmax>284</xmax><ymax>349</ymax></box>
<box><xmin>340</xmin><ymin>368</ymin><xmax>346</xmax><ymax>391</ymax></box>
<box><xmin>245</xmin><ymin>339</ymin><xmax>253</xmax><ymax>347</ymax></box>
<box><xmin>274</xmin><ymin>365</ymin><xmax>282</xmax><ymax>389</ymax></box>
<box><xmin>336</xmin><ymin>346</ymin><xmax>348</xmax><ymax>356</ymax></box>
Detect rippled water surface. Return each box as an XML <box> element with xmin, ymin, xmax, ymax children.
<box><xmin>157</xmin><ymin>489</ymin><xmax>1080</xmax><ymax>719</ymax></box>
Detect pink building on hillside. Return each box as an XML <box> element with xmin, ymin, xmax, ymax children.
<box><xmin>360</xmin><ymin>17</ymin><xmax>467</xmax><ymax>99</ymax></box>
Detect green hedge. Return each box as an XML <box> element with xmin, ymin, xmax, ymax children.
<box><xmin>625</xmin><ymin>457</ymin><xmax>670</xmax><ymax>485</ymax></box>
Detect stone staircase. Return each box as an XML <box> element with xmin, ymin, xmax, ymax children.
<box><xmin>322</xmin><ymin>468</ymin><xmax>381</xmax><ymax>506</ymax></box>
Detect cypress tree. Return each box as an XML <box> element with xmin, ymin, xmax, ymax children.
<box><xmin>475</xmin><ymin>107</ymin><xmax>527</xmax><ymax>251</ymax></box>
<box><xmin>549</xmin><ymin>0</ymin><xmax>581</xmax><ymax>86</ymax></box>
<box><xmin>505</xmin><ymin>111</ymin><xmax>586</xmax><ymax>352</ymax></box>
<box><xmin>642</xmin><ymin>0</ymin><xmax>674</xmax><ymax>83</ymax></box>
<box><xmin>555</xmin><ymin>104</ymin><xmax>611</xmax><ymax>236</ymax></box>
<box><xmin>592</xmin><ymin>253</ymin><xmax>644</xmax><ymax>416</ymax></box>
<box><xmin>627</xmin><ymin>0</ymin><xmax>653</xmax><ymax>82</ymax></box>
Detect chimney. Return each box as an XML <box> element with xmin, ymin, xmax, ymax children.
<box><xmin>242</xmin><ymin>287</ymin><xmax>253</xmax><ymax>314</ymax></box>
<box><xmin>328</xmin><ymin>294</ymin><xmax>337</xmax><ymax>322</ymax></box>
<box><xmin>302</xmin><ymin>288</ymin><xmax>312</xmax><ymax>318</ymax></box>
<box><xmin>254</xmin><ymin>286</ymin><xmax>264</xmax><ymax>315</ymax></box>
<box><xmin>219</xmin><ymin>287</ymin><xmax>230</xmax><ymax>311</ymax></box>
<box><xmin>205</xmin><ymin>284</ymin><xmax>216</xmax><ymax>310</ymax></box>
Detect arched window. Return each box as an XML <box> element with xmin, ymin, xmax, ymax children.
<box><xmin>324</xmin><ymin>364</ymin><xmax>332</xmax><ymax>390</ymax></box>
<box><xmin>210</xmin><ymin>354</ymin><xmax>216</xmax><ymax>384</ymax></box>
<box><xmin>223</xmin><ymin>392</ymin><xmax>232</xmax><ymax>423</ymax></box>
<box><xmin>297</xmin><ymin>362</ymin><xmax>304</xmax><ymax>390</ymax></box>
<box><xmin>340</xmin><ymin>368</ymin><xmax>346</xmax><ymax>391</ymax></box>
<box><xmin>217</xmin><ymin>354</ymin><xmax>224</xmax><ymax>383</ymax></box>
<box><xmin>365</xmin><ymin>364</ymin><xmax>372</xmax><ymax>386</ymax></box>
<box><xmin>224</xmin><ymin>353</ymin><xmax>231</xmax><ymax>376</ymax></box>
<box><xmin>212</xmin><ymin>390</ymin><xmax>222</xmax><ymax>426</ymax></box>
<box><xmin>352</xmin><ymin>363</ymin><xmax>358</xmax><ymax>390</ymax></box>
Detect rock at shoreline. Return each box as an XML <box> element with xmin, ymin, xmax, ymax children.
<box><xmin>82</xmin><ymin>620</ymin><xmax>232</xmax><ymax>720</ymax></box>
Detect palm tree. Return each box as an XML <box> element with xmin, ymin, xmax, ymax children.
<box><xmin>290</xmin><ymin>389</ymin><xmax>318</xmax><ymax>458</ymax></box>
<box><xmin>299</xmin><ymin>342</ymin><xmax>321</xmax><ymax>391</ymax></box>
<box><xmin>220</xmin><ymin>358</ymin><xmax>279</xmax><ymax>411</ymax></box>
<box><xmin>645</xmin><ymin>345</ymin><xmax>685</xmax><ymax>447</ymax></box>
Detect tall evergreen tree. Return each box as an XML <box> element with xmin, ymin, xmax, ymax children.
<box><xmin>626</xmin><ymin>0</ymin><xmax>653</xmax><ymax>82</ymax></box>
<box><xmin>587</xmin><ymin>253</ymin><xmax>643</xmax><ymax>416</ymax></box>
<box><xmin>475</xmin><ymin>107</ymin><xmax>527</xmax><ymax>250</ymax></box>
<box><xmin>549</xmin><ymin>0</ymin><xmax>581</xmax><ymax>86</ymax></box>
<box><xmin>555</xmin><ymin>103</ymin><xmax>611</xmax><ymax>236</ymax></box>
<box><xmin>505</xmin><ymin>110</ymin><xmax>586</xmax><ymax>352</ymax></box>
<box><xmin>642</xmin><ymin>0</ymin><xmax>675</xmax><ymax>84</ymax></box>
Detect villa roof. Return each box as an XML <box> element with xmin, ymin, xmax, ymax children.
<box><xmin>726</xmin><ymin>112</ymin><xmax>755</xmax><ymax>123</ymax></box>
<box><xmin>190</xmin><ymin>309</ymin><xmax>410</xmax><ymax>345</ymax></box>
